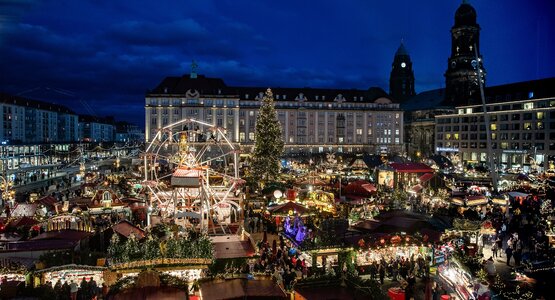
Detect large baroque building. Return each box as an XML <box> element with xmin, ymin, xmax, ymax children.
<box><xmin>145</xmin><ymin>72</ymin><xmax>404</xmax><ymax>155</ymax></box>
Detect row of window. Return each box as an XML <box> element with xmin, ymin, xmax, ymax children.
<box><xmin>439</xmin><ymin>111</ymin><xmax>553</xmax><ymax>124</ymax></box>
<box><xmin>456</xmin><ymin>99</ymin><xmax>555</xmax><ymax>115</ymax></box>
<box><xmin>437</xmin><ymin>121</ymin><xmax>550</xmax><ymax>132</ymax></box>
<box><xmin>439</xmin><ymin>132</ymin><xmax>552</xmax><ymax>141</ymax></box>
<box><xmin>438</xmin><ymin>142</ymin><xmax>551</xmax><ymax>150</ymax></box>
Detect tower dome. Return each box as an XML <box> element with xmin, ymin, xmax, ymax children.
<box><xmin>455</xmin><ymin>2</ymin><xmax>477</xmax><ymax>26</ymax></box>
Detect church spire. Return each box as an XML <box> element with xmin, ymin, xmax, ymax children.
<box><xmin>390</xmin><ymin>41</ymin><xmax>415</xmax><ymax>102</ymax></box>
<box><xmin>190</xmin><ymin>60</ymin><xmax>198</xmax><ymax>79</ymax></box>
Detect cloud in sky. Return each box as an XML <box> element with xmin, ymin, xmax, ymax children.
<box><xmin>0</xmin><ymin>0</ymin><xmax>554</xmax><ymax>126</ymax></box>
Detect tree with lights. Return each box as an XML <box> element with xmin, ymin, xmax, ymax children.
<box><xmin>251</xmin><ymin>88</ymin><xmax>284</xmax><ymax>186</ymax></box>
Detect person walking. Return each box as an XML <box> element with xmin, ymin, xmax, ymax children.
<box><xmin>378</xmin><ymin>263</ymin><xmax>385</xmax><ymax>285</ymax></box>
<box><xmin>505</xmin><ymin>246</ymin><xmax>513</xmax><ymax>266</ymax></box>
<box><xmin>491</xmin><ymin>243</ymin><xmax>498</xmax><ymax>259</ymax></box>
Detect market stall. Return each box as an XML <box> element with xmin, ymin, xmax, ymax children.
<box><xmin>35</xmin><ymin>264</ymin><xmax>106</xmax><ymax>287</ymax></box>
<box><xmin>355</xmin><ymin>234</ymin><xmax>431</xmax><ymax>267</ymax></box>
<box><xmin>441</xmin><ymin>219</ymin><xmax>482</xmax><ymax>257</ymax></box>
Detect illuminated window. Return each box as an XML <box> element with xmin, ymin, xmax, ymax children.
<box><xmin>524</xmin><ymin>102</ymin><xmax>534</xmax><ymax>110</ymax></box>
<box><xmin>537</xmin><ymin>112</ymin><xmax>544</xmax><ymax>120</ymax></box>
<box><xmin>490</xmin><ymin>124</ymin><xmax>497</xmax><ymax>131</ymax></box>
<box><xmin>356</xmin><ymin>128</ymin><xmax>362</xmax><ymax>135</ymax></box>
<box><xmin>454</xmin><ymin>133</ymin><xmax>459</xmax><ymax>140</ymax></box>
<box><xmin>524</xmin><ymin>123</ymin><xmax>532</xmax><ymax>130</ymax></box>
<box><xmin>501</xmin><ymin>142</ymin><xmax>508</xmax><ymax>149</ymax></box>
<box><xmin>445</xmin><ymin>134</ymin><xmax>451</xmax><ymax>140</ymax></box>
<box><xmin>249</xmin><ymin>132</ymin><xmax>255</xmax><ymax>141</ymax></box>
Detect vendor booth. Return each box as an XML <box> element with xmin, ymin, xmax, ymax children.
<box><xmin>355</xmin><ymin>234</ymin><xmax>431</xmax><ymax>268</ymax></box>
<box><xmin>441</xmin><ymin>219</ymin><xmax>482</xmax><ymax>257</ymax></box>
<box><xmin>35</xmin><ymin>264</ymin><xmax>106</xmax><ymax>287</ymax></box>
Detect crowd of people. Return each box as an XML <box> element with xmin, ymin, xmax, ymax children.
<box><xmin>252</xmin><ymin>235</ymin><xmax>308</xmax><ymax>291</ymax></box>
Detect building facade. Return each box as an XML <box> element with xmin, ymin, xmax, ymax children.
<box><xmin>78</xmin><ymin>115</ymin><xmax>115</xmax><ymax>142</ymax></box>
<box><xmin>435</xmin><ymin>93</ymin><xmax>555</xmax><ymax>172</ymax></box>
<box><xmin>0</xmin><ymin>93</ymin><xmax>79</xmax><ymax>143</ymax></box>
<box><xmin>145</xmin><ymin>75</ymin><xmax>404</xmax><ymax>154</ymax></box>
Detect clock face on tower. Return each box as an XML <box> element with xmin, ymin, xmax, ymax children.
<box><xmin>401</xmin><ymin>62</ymin><xmax>406</xmax><ymax>68</ymax></box>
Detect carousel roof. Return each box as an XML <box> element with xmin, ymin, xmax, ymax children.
<box><xmin>268</xmin><ymin>201</ymin><xmax>308</xmax><ymax>215</ymax></box>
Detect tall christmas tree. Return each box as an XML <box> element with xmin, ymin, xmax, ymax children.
<box><xmin>251</xmin><ymin>88</ymin><xmax>284</xmax><ymax>185</ymax></box>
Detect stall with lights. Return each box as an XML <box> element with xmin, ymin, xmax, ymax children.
<box><xmin>35</xmin><ymin>264</ymin><xmax>106</xmax><ymax>287</ymax></box>
<box><xmin>354</xmin><ymin>234</ymin><xmax>431</xmax><ymax>269</ymax></box>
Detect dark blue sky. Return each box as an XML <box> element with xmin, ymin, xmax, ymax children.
<box><xmin>1</xmin><ymin>0</ymin><xmax>554</xmax><ymax>126</ymax></box>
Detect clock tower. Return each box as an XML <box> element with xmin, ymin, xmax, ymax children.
<box><xmin>444</xmin><ymin>0</ymin><xmax>486</xmax><ymax>106</ymax></box>
<box><xmin>389</xmin><ymin>42</ymin><xmax>415</xmax><ymax>102</ymax></box>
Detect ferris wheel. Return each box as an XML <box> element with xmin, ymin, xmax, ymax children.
<box><xmin>143</xmin><ymin>118</ymin><xmax>243</xmax><ymax>233</ymax></box>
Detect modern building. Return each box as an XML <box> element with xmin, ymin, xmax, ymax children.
<box><xmin>78</xmin><ymin>115</ymin><xmax>115</xmax><ymax>142</ymax></box>
<box><xmin>435</xmin><ymin>78</ymin><xmax>555</xmax><ymax>172</ymax></box>
<box><xmin>115</xmin><ymin>121</ymin><xmax>144</xmax><ymax>143</ymax></box>
<box><xmin>0</xmin><ymin>93</ymin><xmax>79</xmax><ymax>144</ymax></box>
<box><xmin>145</xmin><ymin>72</ymin><xmax>404</xmax><ymax>155</ymax></box>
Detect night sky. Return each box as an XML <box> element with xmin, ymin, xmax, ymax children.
<box><xmin>1</xmin><ymin>0</ymin><xmax>554</xmax><ymax>127</ymax></box>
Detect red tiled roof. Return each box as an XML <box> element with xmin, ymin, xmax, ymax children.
<box><xmin>419</xmin><ymin>173</ymin><xmax>435</xmax><ymax>183</ymax></box>
<box><xmin>112</xmin><ymin>221</ymin><xmax>146</xmax><ymax>239</ymax></box>
<box><xmin>390</xmin><ymin>163</ymin><xmax>434</xmax><ymax>173</ymax></box>
<box><xmin>411</xmin><ymin>184</ymin><xmax>423</xmax><ymax>193</ymax></box>
<box><xmin>38</xmin><ymin>196</ymin><xmax>58</xmax><ymax>207</ymax></box>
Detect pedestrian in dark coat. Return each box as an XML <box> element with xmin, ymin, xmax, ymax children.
<box><xmin>505</xmin><ymin>246</ymin><xmax>513</xmax><ymax>266</ymax></box>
